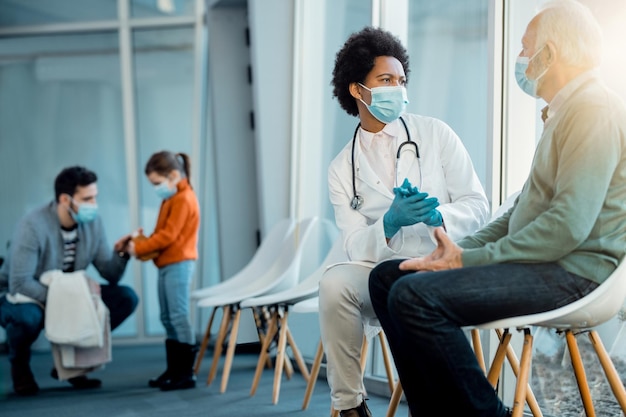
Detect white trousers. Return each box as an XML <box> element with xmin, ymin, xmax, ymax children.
<box><xmin>318</xmin><ymin>262</ymin><xmax>379</xmax><ymax>411</ymax></box>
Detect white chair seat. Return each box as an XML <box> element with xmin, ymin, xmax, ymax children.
<box><xmin>191</xmin><ymin>218</ymin><xmax>296</xmax><ymax>301</ymax></box>
<box><xmin>291</xmin><ymin>296</ymin><xmax>319</xmax><ymax>314</ymax></box>
<box><xmin>240</xmin><ymin>234</ymin><xmax>344</xmax><ymax>309</ymax></box>
<box><xmin>194</xmin><ymin>217</ymin><xmax>336</xmax><ymax>395</ymax></box>
<box><xmin>196</xmin><ymin>217</ymin><xmax>322</xmax><ymax>309</ymax></box>
<box><xmin>477</xmin><ymin>257</ymin><xmax>626</xmax><ymax>332</ymax></box>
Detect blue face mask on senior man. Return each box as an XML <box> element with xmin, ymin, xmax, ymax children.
<box><xmin>515</xmin><ymin>45</ymin><xmax>549</xmax><ymax>98</ymax></box>
<box><xmin>70</xmin><ymin>199</ymin><xmax>99</xmax><ymax>224</ymax></box>
<box><xmin>154</xmin><ymin>181</ymin><xmax>176</xmax><ymax>200</ymax></box>
<box><xmin>358</xmin><ymin>84</ymin><xmax>409</xmax><ymax>124</ymax></box>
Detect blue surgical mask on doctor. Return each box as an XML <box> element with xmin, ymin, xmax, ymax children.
<box><xmin>358</xmin><ymin>83</ymin><xmax>409</xmax><ymax>124</ymax></box>
<box><xmin>69</xmin><ymin>198</ymin><xmax>98</xmax><ymax>224</ymax></box>
<box><xmin>154</xmin><ymin>181</ymin><xmax>176</xmax><ymax>200</ymax></box>
<box><xmin>515</xmin><ymin>45</ymin><xmax>549</xmax><ymax>98</ymax></box>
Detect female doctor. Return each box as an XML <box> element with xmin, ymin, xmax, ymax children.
<box><xmin>319</xmin><ymin>27</ymin><xmax>490</xmax><ymax>417</ymax></box>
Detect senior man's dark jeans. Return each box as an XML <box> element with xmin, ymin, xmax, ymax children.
<box><xmin>368</xmin><ymin>259</ymin><xmax>599</xmax><ymax>417</ymax></box>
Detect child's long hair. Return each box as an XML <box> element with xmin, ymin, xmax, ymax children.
<box><xmin>145</xmin><ymin>151</ymin><xmax>192</xmax><ymax>187</ymax></box>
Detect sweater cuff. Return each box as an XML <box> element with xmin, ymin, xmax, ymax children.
<box><xmin>461</xmin><ymin>248</ymin><xmax>489</xmax><ymax>267</ymax></box>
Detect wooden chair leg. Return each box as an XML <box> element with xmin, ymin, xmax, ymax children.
<box><xmin>471</xmin><ymin>328</ymin><xmax>486</xmax><ymax>372</ymax></box>
<box><xmin>219</xmin><ymin>306</ymin><xmax>242</xmax><ymax>393</ymax></box>
<box><xmin>250</xmin><ymin>310</ymin><xmax>279</xmax><ymax>397</ymax></box>
<box><xmin>494</xmin><ymin>329</ymin><xmax>543</xmax><ymax>417</ymax></box>
<box><xmin>360</xmin><ymin>334</ymin><xmax>369</xmax><ymax>371</ymax></box>
<box><xmin>386</xmin><ymin>380</ymin><xmax>403</xmax><ymax>417</ymax></box>
<box><xmin>254</xmin><ymin>307</ymin><xmax>275</xmax><ymax>369</ymax></box>
<box><xmin>194</xmin><ymin>306</ymin><xmax>217</xmax><ymax>375</ymax></box>
<box><xmin>588</xmin><ymin>330</ymin><xmax>626</xmax><ymax>413</ymax></box>
<box><xmin>565</xmin><ymin>330</ymin><xmax>596</xmax><ymax>417</ymax></box>
<box><xmin>283</xmin><ymin>347</ymin><xmax>295</xmax><ymax>380</ymax></box>
<box><xmin>286</xmin><ymin>325</ymin><xmax>310</xmax><ymax>381</ymax></box>
<box><xmin>302</xmin><ymin>339</ymin><xmax>324</xmax><ymax>410</ymax></box>
<box><xmin>207</xmin><ymin>305</ymin><xmax>232</xmax><ymax>385</ymax></box>
<box><xmin>487</xmin><ymin>329</ymin><xmax>512</xmax><ymax>387</ymax></box>
<box><xmin>378</xmin><ymin>331</ymin><xmax>396</xmax><ymax>394</ymax></box>
<box><xmin>510</xmin><ymin>329</ymin><xmax>532</xmax><ymax>417</ymax></box>
<box><xmin>272</xmin><ymin>309</ymin><xmax>290</xmax><ymax>404</ymax></box>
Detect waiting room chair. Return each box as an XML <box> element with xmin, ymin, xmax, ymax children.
<box><xmin>241</xmin><ymin>226</ymin><xmax>343</xmax><ymax>404</ymax></box>
<box><xmin>192</xmin><ymin>217</ymin><xmax>296</xmax><ymax>376</ymax></box>
<box><xmin>194</xmin><ymin>217</ymin><xmax>323</xmax><ymax>394</ymax></box>
<box><xmin>471</xmin><ymin>257</ymin><xmax>626</xmax><ymax>417</ymax></box>
<box><xmin>386</xmin><ymin>191</ymin><xmax>626</xmax><ymax>417</ymax></box>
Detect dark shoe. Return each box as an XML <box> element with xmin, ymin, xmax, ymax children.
<box><xmin>340</xmin><ymin>401</ymin><xmax>372</xmax><ymax>417</ymax></box>
<box><xmin>51</xmin><ymin>367</ymin><xmax>101</xmax><ymax>389</ymax></box>
<box><xmin>12</xmin><ymin>363</ymin><xmax>39</xmax><ymax>396</ymax></box>
<box><xmin>148</xmin><ymin>369</ymin><xmax>171</xmax><ymax>388</ymax></box>
<box><xmin>67</xmin><ymin>375</ymin><xmax>102</xmax><ymax>389</ymax></box>
<box><xmin>159</xmin><ymin>374</ymin><xmax>196</xmax><ymax>391</ymax></box>
<box><xmin>149</xmin><ymin>339</ymin><xmax>177</xmax><ymax>388</ymax></box>
<box><xmin>159</xmin><ymin>342</ymin><xmax>198</xmax><ymax>391</ymax></box>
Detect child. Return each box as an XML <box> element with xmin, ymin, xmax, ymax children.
<box><xmin>128</xmin><ymin>151</ymin><xmax>200</xmax><ymax>391</ymax></box>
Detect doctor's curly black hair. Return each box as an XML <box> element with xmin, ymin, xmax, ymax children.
<box><xmin>332</xmin><ymin>26</ymin><xmax>410</xmax><ymax>117</ymax></box>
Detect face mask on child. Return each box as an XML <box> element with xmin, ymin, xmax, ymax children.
<box><xmin>154</xmin><ymin>181</ymin><xmax>176</xmax><ymax>200</ymax></box>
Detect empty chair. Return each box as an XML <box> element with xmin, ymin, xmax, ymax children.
<box><xmin>242</xmin><ymin>225</ymin><xmax>344</xmax><ymax>404</ymax></box>
<box><xmin>194</xmin><ymin>217</ymin><xmax>323</xmax><ymax>394</ymax></box>
<box><xmin>192</xmin><ymin>217</ymin><xmax>296</xmax><ymax>376</ymax></box>
<box><xmin>191</xmin><ymin>218</ymin><xmax>296</xmax><ymax>301</ymax></box>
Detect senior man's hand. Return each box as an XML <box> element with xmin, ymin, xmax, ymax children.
<box><xmin>399</xmin><ymin>227</ymin><xmax>463</xmax><ymax>272</ymax></box>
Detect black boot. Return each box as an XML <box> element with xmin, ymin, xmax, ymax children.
<box><xmin>149</xmin><ymin>339</ymin><xmax>177</xmax><ymax>388</ymax></box>
<box><xmin>159</xmin><ymin>342</ymin><xmax>198</xmax><ymax>391</ymax></box>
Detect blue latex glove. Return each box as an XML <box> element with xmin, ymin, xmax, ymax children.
<box><xmin>383</xmin><ymin>179</ymin><xmax>440</xmax><ymax>238</ymax></box>
<box><xmin>423</xmin><ymin>209</ymin><xmax>443</xmax><ymax>227</ymax></box>
<box><xmin>395</xmin><ymin>178</ymin><xmax>418</xmax><ymax>198</ymax></box>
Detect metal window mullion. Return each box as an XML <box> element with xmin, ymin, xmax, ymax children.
<box><xmin>0</xmin><ymin>16</ymin><xmax>195</xmax><ymax>38</ymax></box>
<box><xmin>118</xmin><ymin>0</ymin><xmax>145</xmax><ymax>340</ymax></box>
<box><xmin>0</xmin><ymin>20</ymin><xmax>120</xmax><ymax>37</ymax></box>
<box><xmin>129</xmin><ymin>15</ymin><xmax>195</xmax><ymax>29</ymax></box>
<box><xmin>191</xmin><ymin>0</ymin><xmax>206</xmax><ymax>202</ymax></box>
<box><xmin>188</xmin><ymin>0</ymin><xmax>207</xmax><ymax>336</ymax></box>
<box><xmin>289</xmin><ymin>0</ymin><xmax>304</xmax><ymax>220</ymax></box>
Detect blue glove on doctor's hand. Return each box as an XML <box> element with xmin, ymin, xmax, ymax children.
<box><xmin>383</xmin><ymin>182</ymin><xmax>440</xmax><ymax>238</ymax></box>
<box><xmin>423</xmin><ymin>208</ymin><xmax>443</xmax><ymax>227</ymax></box>
<box><xmin>395</xmin><ymin>178</ymin><xmax>443</xmax><ymax>227</ymax></box>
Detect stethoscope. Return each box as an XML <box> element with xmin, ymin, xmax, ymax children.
<box><xmin>350</xmin><ymin>116</ymin><xmax>421</xmax><ymax>210</ymax></box>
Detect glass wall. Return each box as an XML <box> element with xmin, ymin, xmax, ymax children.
<box><xmin>0</xmin><ymin>0</ymin><xmax>117</xmax><ymax>26</ymax></box>
<box><xmin>0</xmin><ymin>31</ymin><xmax>136</xmax><ymax>337</ymax></box>
<box><xmin>406</xmin><ymin>0</ymin><xmax>489</xmax><ymax>190</ymax></box>
<box><xmin>321</xmin><ymin>1</ymin><xmax>373</xmax><ymax>221</ymax></box>
<box><xmin>0</xmin><ymin>0</ymin><xmax>206</xmax><ymax>341</ymax></box>
<box><xmin>132</xmin><ymin>26</ymin><xmax>196</xmax><ymax>335</ymax></box>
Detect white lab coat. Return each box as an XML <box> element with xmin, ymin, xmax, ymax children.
<box><xmin>328</xmin><ymin>113</ymin><xmax>490</xmax><ymax>263</ymax></box>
